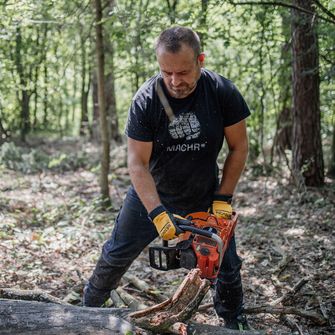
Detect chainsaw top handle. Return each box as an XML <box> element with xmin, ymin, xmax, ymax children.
<box><xmin>175</xmin><ymin>218</ymin><xmax>224</xmax><ymax>269</ymax></box>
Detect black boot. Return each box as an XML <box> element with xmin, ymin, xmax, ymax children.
<box><xmin>83</xmin><ymin>256</ymin><xmax>128</xmax><ymax>307</ymax></box>
<box><xmin>83</xmin><ymin>283</ymin><xmax>111</xmax><ymax>307</ymax></box>
<box><xmin>224</xmin><ymin>314</ymin><xmax>252</xmax><ymax>331</ymax></box>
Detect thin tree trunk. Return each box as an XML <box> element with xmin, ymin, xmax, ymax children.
<box><xmin>43</xmin><ymin>24</ymin><xmax>49</xmax><ymax>128</ymax></box>
<box><xmin>199</xmin><ymin>0</ymin><xmax>209</xmax><ymax>50</ymax></box>
<box><xmin>15</xmin><ymin>26</ymin><xmax>30</xmax><ymax>141</ymax></box>
<box><xmin>328</xmin><ymin>122</ymin><xmax>335</xmax><ymax>177</ymax></box>
<box><xmin>80</xmin><ymin>28</ymin><xmax>90</xmax><ymax>136</ymax></box>
<box><xmin>271</xmin><ymin>10</ymin><xmax>292</xmax><ymax>165</ymax></box>
<box><xmin>105</xmin><ymin>0</ymin><xmax>120</xmax><ymax>141</ymax></box>
<box><xmin>33</xmin><ymin>28</ymin><xmax>40</xmax><ymax>130</ymax></box>
<box><xmin>291</xmin><ymin>0</ymin><xmax>324</xmax><ymax>187</ymax></box>
<box><xmin>94</xmin><ymin>0</ymin><xmax>111</xmax><ymax>204</ymax></box>
<box><xmin>91</xmin><ymin>71</ymin><xmax>99</xmax><ymax>140</ymax></box>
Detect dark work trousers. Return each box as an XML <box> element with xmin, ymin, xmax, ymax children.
<box><xmin>84</xmin><ymin>186</ymin><xmax>243</xmax><ymax>321</ymax></box>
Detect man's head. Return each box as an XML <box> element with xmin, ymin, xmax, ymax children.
<box><xmin>155</xmin><ymin>26</ymin><xmax>205</xmax><ymax>99</ymax></box>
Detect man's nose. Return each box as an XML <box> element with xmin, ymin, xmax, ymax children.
<box><xmin>171</xmin><ymin>74</ymin><xmax>181</xmax><ymax>86</ymax></box>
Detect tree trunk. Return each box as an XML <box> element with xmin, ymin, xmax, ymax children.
<box><xmin>43</xmin><ymin>24</ymin><xmax>49</xmax><ymax>129</ymax></box>
<box><xmin>15</xmin><ymin>26</ymin><xmax>30</xmax><ymax>141</ymax></box>
<box><xmin>291</xmin><ymin>0</ymin><xmax>324</xmax><ymax>186</ymax></box>
<box><xmin>80</xmin><ymin>27</ymin><xmax>90</xmax><ymax>136</ymax></box>
<box><xmin>91</xmin><ymin>0</ymin><xmax>121</xmax><ymax>143</ymax></box>
<box><xmin>271</xmin><ymin>10</ymin><xmax>292</xmax><ymax>165</ymax></box>
<box><xmin>94</xmin><ymin>0</ymin><xmax>111</xmax><ymax>204</ymax></box>
<box><xmin>104</xmin><ymin>0</ymin><xmax>121</xmax><ymax>142</ymax></box>
<box><xmin>32</xmin><ymin>28</ymin><xmax>41</xmax><ymax>130</ymax></box>
<box><xmin>328</xmin><ymin>122</ymin><xmax>335</xmax><ymax>177</ymax></box>
<box><xmin>91</xmin><ymin>71</ymin><xmax>100</xmax><ymax>140</ymax></box>
<box><xmin>199</xmin><ymin>0</ymin><xmax>209</xmax><ymax>50</ymax></box>
<box><xmin>105</xmin><ymin>72</ymin><xmax>121</xmax><ymax>142</ymax></box>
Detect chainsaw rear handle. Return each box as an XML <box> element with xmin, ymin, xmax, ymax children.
<box><xmin>177</xmin><ymin>224</ymin><xmax>224</xmax><ymax>270</ymax></box>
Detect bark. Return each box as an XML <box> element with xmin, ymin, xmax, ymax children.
<box><xmin>42</xmin><ymin>24</ymin><xmax>49</xmax><ymax>128</ymax></box>
<box><xmin>328</xmin><ymin>123</ymin><xmax>335</xmax><ymax>177</ymax></box>
<box><xmin>91</xmin><ymin>0</ymin><xmax>121</xmax><ymax>143</ymax></box>
<box><xmin>271</xmin><ymin>10</ymin><xmax>292</xmax><ymax>165</ymax></box>
<box><xmin>15</xmin><ymin>26</ymin><xmax>30</xmax><ymax>141</ymax></box>
<box><xmin>32</xmin><ymin>28</ymin><xmax>41</xmax><ymax>130</ymax></box>
<box><xmin>94</xmin><ymin>0</ymin><xmax>111</xmax><ymax>203</ymax></box>
<box><xmin>105</xmin><ymin>62</ymin><xmax>121</xmax><ymax>142</ymax></box>
<box><xmin>0</xmin><ymin>299</ymin><xmax>135</xmax><ymax>335</ymax></box>
<box><xmin>104</xmin><ymin>8</ymin><xmax>121</xmax><ymax>143</ymax></box>
<box><xmin>291</xmin><ymin>0</ymin><xmax>324</xmax><ymax>186</ymax></box>
<box><xmin>80</xmin><ymin>26</ymin><xmax>90</xmax><ymax>136</ymax></box>
<box><xmin>91</xmin><ymin>71</ymin><xmax>99</xmax><ymax>140</ymax></box>
<box><xmin>199</xmin><ymin>0</ymin><xmax>209</xmax><ymax>49</ymax></box>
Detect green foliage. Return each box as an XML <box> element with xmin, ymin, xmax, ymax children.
<box><xmin>0</xmin><ymin>0</ymin><xmax>334</xmax><ymax>166</ymax></box>
<box><xmin>0</xmin><ymin>142</ymin><xmax>49</xmax><ymax>172</ymax></box>
<box><xmin>0</xmin><ymin>142</ymin><xmax>92</xmax><ymax>173</ymax></box>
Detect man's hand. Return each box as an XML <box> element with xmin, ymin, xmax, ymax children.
<box><xmin>210</xmin><ymin>194</ymin><xmax>233</xmax><ymax>219</ymax></box>
<box><xmin>149</xmin><ymin>205</ymin><xmax>183</xmax><ymax>240</ymax></box>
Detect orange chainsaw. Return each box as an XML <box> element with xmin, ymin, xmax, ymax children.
<box><xmin>149</xmin><ymin>212</ymin><xmax>238</xmax><ymax>281</ymax></box>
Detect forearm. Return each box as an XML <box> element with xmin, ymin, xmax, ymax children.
<box><xmin>217</xmin><ymin>148</ymin><xmax>248</xmax><ymax>195</ymax></box>
<box><xmin>128</xmin><ymin>164</ymin><xmax>161</xmax><ymax>213</ymax></box>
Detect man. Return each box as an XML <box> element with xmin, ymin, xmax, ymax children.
<box><xmin>84</xmin><ymin>26</ymin><xmax>250</xmax><ymax>331</ymax></box>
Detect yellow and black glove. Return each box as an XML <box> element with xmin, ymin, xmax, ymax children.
<box><xmin>148</xmin><ymin>205</ymin><xmax>183</xmax><ymax>240</ymax></box>
<box><xmin>209</xmin><ymin>194</ymin><xmax>233</xmax><ymax>219</ymax></box>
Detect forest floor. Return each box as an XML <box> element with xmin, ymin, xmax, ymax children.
<box><xmin>0</xmin><ymin>138</ymin><xmax>334</xmax><ymax>335</ymax></box>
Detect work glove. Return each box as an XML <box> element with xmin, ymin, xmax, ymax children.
<box><xmin>209</xmin><ymin>194</ymin><xmax>233</xmax><ymax>219</ymax></box>
<box><xmin>148</xmin><ymin>205</ymin><xmax>184</xmax><ymax>240</ymax></box>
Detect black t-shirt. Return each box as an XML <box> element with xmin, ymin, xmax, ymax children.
<box><xmin>125</xmin><ymin>69</ymin><xmax>250</xmax><ymax>212</ymax></box>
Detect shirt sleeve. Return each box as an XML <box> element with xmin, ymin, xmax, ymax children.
<box><xmin>222</xmin><ymin>84</ymin><xmax>250</xmax><ymax>127</ymax></box>
<box><xmin>125</xmin><ymin>98</ymin><xmax>153</xmax><ymax>142</ymax></box>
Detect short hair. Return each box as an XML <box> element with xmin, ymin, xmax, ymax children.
<box><xmin>155</xmin><ymin>26</ymin><xmax>201</xmax><ymax>58</ymax></box>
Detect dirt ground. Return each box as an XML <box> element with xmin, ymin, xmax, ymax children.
<box><xmin>0</xmin><ymin>138</ymin><xmax>334</xmax><ymax>334</ymax></box>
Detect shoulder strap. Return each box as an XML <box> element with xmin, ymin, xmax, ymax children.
<box><xmin>155</xmin><ymin>79</ymin><xmax>176</xmax><ymax>122</ymax></box>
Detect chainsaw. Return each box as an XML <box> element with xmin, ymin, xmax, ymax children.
<box><xmin>149</xmin><ymin>212</ymin><xmax>238</xmax><ymax>282</ymax></box>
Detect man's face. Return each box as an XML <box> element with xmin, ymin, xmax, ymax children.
<box><xmin>156</xmin><ymin>44</ymin><xmax>203</xmax><ymax>99</ymax></box>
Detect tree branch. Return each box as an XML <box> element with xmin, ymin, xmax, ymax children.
<box><xmin>227</xmin><ymin>1</ymin><xmax>335</xmax><ymax>25</ymax></box>
<box><xmin>244</xmin><ymin>305</ymin><xmax>327</xmax><ymax>325</ymax></box>
<box><xmin>312</xmin><ymin>0</ymin><xmax>335</xmax><ymax>21</ymax></box>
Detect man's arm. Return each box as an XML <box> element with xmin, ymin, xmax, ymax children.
<box><xmin>127</xmin><ymin>137</ymin><xmax>161</xmax><ymax>213</ymax></box>
<box><xmin>217</xmin><ymin>119</ymin><xmax>249</xmax><ymax>195</ymax></box>
<box><xmin>127</xmin><ymin>137</ymin><xmax>183</xmax><ymax>240</ymax></box>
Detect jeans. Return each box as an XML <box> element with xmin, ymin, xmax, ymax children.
<box><xmin>84</xmin><ymin>186</ymin><xmax>243</xmax><ymax>320</ymax></box>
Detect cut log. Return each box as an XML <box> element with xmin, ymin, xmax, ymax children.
<box><xmin>0</xmin><ymin>299</ymin><xmax>139</xmax><ymax>335</ymax></box>
<box><xmin>129</xmin><ymin>269</ymin><xmax>210</xmax><ymax>333</ymax></box>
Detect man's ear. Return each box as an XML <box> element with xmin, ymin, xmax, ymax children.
<box><xmin>198</xmin><ymin>53</ymin><xmax>205</xmax><ymax>67</ymax></box>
